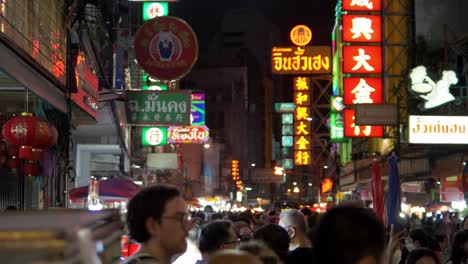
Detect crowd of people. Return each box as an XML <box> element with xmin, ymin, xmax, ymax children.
<box><xmin>122</xmin><ymin>185</ymin><xmax>468</xmax><ymax>264</ymax></box>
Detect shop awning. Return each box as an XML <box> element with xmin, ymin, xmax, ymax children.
<box><xmin>69</xmin><ymin>178</ymin><xmax>141</xmax><ymax>202</ymax></box>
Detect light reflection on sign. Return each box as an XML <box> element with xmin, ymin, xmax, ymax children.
<box><xmin>343</xmin><ymin>78</ymin><xmax>383</xmax><ymax>105</ymax></box>
<box><xmin>272</xmin><ymin>46</ymin><xmax>331</xmax><ymax>74</ymax></box>
<box><xmin>343</xmin><ymin>109</ymin><xmax>383</xmax><ymax>137</ymax></box>
<box><xmin>167</xmin><ymin>125</ymin><xmax>209</xmax><ymax>144</ymax></box>
<box><xmin>342</xmin><ymin>15</ymin><xmax>381</xmax><ymax>42</ymax></box>
<box><xmin>343</xmin><ymin>46</ymin><xmax>382</xmax><ymax>74</ymax></box>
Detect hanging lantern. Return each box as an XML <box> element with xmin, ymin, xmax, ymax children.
<box><xmin>7</xmin><ymin>157</ymin><xmax>20</xmax><ymax>169</ymax></box>
<box><xmin>23</xmin><ymin>161</ymin><xmax>40</xmax><ymax>176</ymax></box>
<box><xmin>30</xmin><ymin>125</ymin><xmax>58</xmax><ymax>161</ymax></box>
<box><xmin>2</xmin><ymin>113</ymin><xmax>50</xmax><ymax>160</ymax></box>
<box><xmin>7</xmin><ymin>145</ymin><xmax>18</xmax><ymax>157</ymax></box>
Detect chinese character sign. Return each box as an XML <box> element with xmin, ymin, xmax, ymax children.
<box><xmin>342</xmin><ymin>0</ymin><xmax>381</xmax><ymax>11</ymax></box>
<box><xmin>272</xmin><ymin>46</ymin><xmax>331</xmax><ymax>74</ymax></box>
<box><xmin>344</xmin><ymin>109</ymin><xmax>383</xmax><ymax>137</ymax></box>
<box><xmin>293</xmin><ymin>77</ymin><xmax>312</xmax><ymax>166</ymax></box>
<box><xmin>342</xmin><ymin>15</ymin><xmax>381</xmax><ymax>42</ymax></box>
<box><xmin>343</xmin><ymin>46</ymin><xmax>382</xmax><ymax>74</ymax></box>
<box><xmin>343</xmin><ymin>78</ymin><xmax>383</xmax><ymax>105</ymax></box>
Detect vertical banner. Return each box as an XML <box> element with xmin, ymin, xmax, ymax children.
<box><xmin>293</xmin><ymin>77</ymin><xmax>312</xmax><ymax>166</ymax></box>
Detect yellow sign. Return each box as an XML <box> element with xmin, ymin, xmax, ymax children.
<box><xmin>295</xmin><ymin>151</ymin><xmax>311</xmax><ymax>166</ymax></box>
<box><xmin>272</xmin><ymin>46</ymin><xmax>331</xmax><ymax>75</ymax></box>
<box><xmin>274</xmin><ymin>166</ymin><xmax>285</xmax><ymax>175</ymax></box>
<box><xmin>290</xmin><ymin>25</ymin><xmax>312</xmax><ymax>46</ymax></box>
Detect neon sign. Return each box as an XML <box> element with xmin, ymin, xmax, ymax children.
<box><xmin>343</xmin><ymin>109</ymin><xmax>383</xmax><ymax>137</ymax></box>
<box><xmin>167</xmin><ymin>126</ymin><xmax>209</xmax><ymax>144</ymax></box>
<box><xmin>272</xmin><ymin>46</ymin><xmax>331</xmax><ymax>74</ymax></box>
<box><xmin>141</xmin><ymin>127</ymin><xmax>168</xmax><ymax>146</ymax></box>
<box><xmin>343</xmin><ymin>78</ymin><xmax>383</xmax><ymax>105</ymax></box>
<box><xmin>343</xmin><ymin>46</ymin><xmax>382</xmax><ymax>74</ymax></box>
<box><xmin>290</xmin><ymin>25</ymin><xmax>312</xmax><ymax>46</ymax></box>
<box><xmin>342</xmin><ymin>0</ymin><xmax>381</xmax><ymax>11</ymax></box>
<box><xmin>342</xmin><ymin>15</ymin><xmax>381</xmax><ymax>42</ymax></box>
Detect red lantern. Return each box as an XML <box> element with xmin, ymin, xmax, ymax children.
<box><xmin>7</xmin><ymin>157</ymin><xmax>20</xmax><ymax>169</ymax></box>
<box><xmin>30</xmin><ymin>148</ymin><xmax>43</xmax><ymax>161</ymax></box>
<box><xmin>2</xmin><ymin>113</ymin><xmax>50</xmax><ymax>160</ymax></box>
<box><xmin>23</xmin><ymin>161</ymin><xmax>40</xmax><ymax>176</ymax></box>
<box><xmin>7</xmin><ymin>145</ymin><xmax>18</xmax><ymax>157</ymax></box>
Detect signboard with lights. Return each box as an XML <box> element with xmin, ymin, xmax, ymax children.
<box><xmin>275</xmin><ymin>103</ymin><xmax>296</xmax><ymax>113</ymax></box>
<box><xmin>321</xmin><ymin>178</ymin><xmax>334</xmax><ymax>193</ymax></box>
<box><xmin>142</xmin><ymin>2</ymin><xmax>169</xmax><ymax>21</ymax></box>
<box><xmin>191</xmin><ymin>93</ymin><xmax>206</xmax><ymax>126</ymax></box>
<box><xmin>342</xmin><ymin>0</ymin><xmax>381</xmax><ymax>11</ymax></box>
<box><xmin>272</xmin><ymin>46</ymin><xmax>331</xmax><ymax>74</ymax></box>
<box><xmin>409</xmin><ymin>115</ymin><xmax>468</xmax><ymax>144</ymax></box>
<box><xmin>342</xmin><ymin>15</ymin><xmax>382</xmax><ymax>43</ymax></box>
<box><xmin>331</xmin><ymin>96</ymin><xmax>345</xmax><ymax>112</ymax></box>
<box><xmin>343</xmin><ymin>77</ymin><xmax>383</xmax><ymax>105</ymax></box>
<box><xmin>343</xmin><ymin>46</ymin><xmax>382</xmax><ymax>74</ymax></box>
<box><xmin>293</xmin><ymin>76</ymin><xmax>312</xmax><ymax>166</ymax></box>
<box><xmin>290</xmin><ymin>25</ymin><xmax>312</xmax><ymax>46</ymax></box>
<box><xmin>330</xmin><ymin>112</ymin><xmax>345</xmax><ymax>142</ymax></box>
<box><xmin>344</xmin><ymin>109</ymin><xmax>383</xmax><ymax>137</ymax></box>
<box><xmin>141</xmin><ymin>127</ymin><xmax>168</xmax><ymax>146</ymax></box>
<box><xmin>167</xmin><ymin>126</ymin><xmax>209</xmax><ymax>144</ymax></box>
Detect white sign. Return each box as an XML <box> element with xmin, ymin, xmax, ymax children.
<box><xmin>409</xmin><ymin>115</ymin><xmax>468</xmax><ymax>144</ymax></box>
<box><xmin>409</xmin><ymin>66</ymin><xmax>458</xmax><ymax>110</ymax></box>
<box><xmin>146</xmin><ymin>153</ymin><xmax>178</xmax><ymax>169</ymax></box>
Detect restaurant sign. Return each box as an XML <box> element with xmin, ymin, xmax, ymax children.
<box><xmin>271</xmin><ymin>46</ymin><xmax>331</xmax><ymax>74</ymax></box>
<box><xmin>126</xmin><ymin>91</ymin><xmax>191</xmax><ymax>125</ymax></box>
<box><xmin>409</xmin><ymin>115</ymin><xmax>468</xmax><ymax>144</ymax></box>
<box><xmin>167</xmin><ymin>125</ymin><xmax>209</xmax><ymax>144</ymax></box>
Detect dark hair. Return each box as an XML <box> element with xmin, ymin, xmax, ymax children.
<box><xmin>238</xmin><ymin>240</ymin><xmax>282</xmax><ymax>264</ymax></box>
<box><xmin>314</xmin><ymin>206</ymin><xmax>385</xmax><ymax>264</ymax></box>
<box><xmin>199</xmin><ymin>220</ymin><xmax>233</xmax><ymax>253</ymax></box>
<box><xmin>253</xmin><ymin>224</ymin><xmax>290</xmax><ymax>261</ymax></box>
<box><xmin>408</xmin><ymin>229</ymin><xmax>430</xmax><ymax>248</ymax></box>
<box><xmin>448</xmin><ymin>230</ymin><xmax>468</xmax><ymax>264</ymax></box>
<box><xmin>406</xmin><ymin>248</ymin><xmax>440</xmax><ymax>264</ymax></box>
<box><xmin>126</xmin><ymin>185</ymin><xmax>180</xmax><ymax>243</ymax></box>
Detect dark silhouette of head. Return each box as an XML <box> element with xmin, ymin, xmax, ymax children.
<box><xmin>314</xmin><ymin>205</ymin><xmax>386</xmax><ymax>264</ymax></box>
<box><xmin>253</xmin><ymin>223</ymin><xmax>290</xmax><ymax>262</ymax></box>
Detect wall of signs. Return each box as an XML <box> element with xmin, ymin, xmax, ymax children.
<box><xmin>293</xmin><ymin>77</ymin><xmax>312</xmax><ymax>166</ymax></box>
<box><xmin>341</xmin><ymin>0</ymin><xmax>384</xmax><ymax>138</ymax></box>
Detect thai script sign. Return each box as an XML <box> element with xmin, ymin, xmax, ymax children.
<box><xmin>167</xmin><ymin>125</ymin><xmax>209</xmax><ymax>144</ymax></box>
<box><xmin>271</xmin><ymin>46</ymin><xmax>331</xmax><ymax>74</ymax></box>
<box><xmin>126</xmin><ymin>91</ymin><xmax>191</xmax><ymax>125</ymax></box>
<box><xmin>134</xmin><ymin>16</ymin><xmax>198</xmax><ymax>81</ymax></box>
<box><xmin>409</xmin><ymin>115</ymin><xmax>468</xmax><ymax>144</ymax></box>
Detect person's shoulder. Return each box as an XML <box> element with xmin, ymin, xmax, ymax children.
<box><xmin>121</xmin><ymin>253</ymin><xmax>160</xmax><ymax>264</ymax></box>
<box><xmin>287</xmin><ymin>247</ymin><xmax>314</xmax><ymax>263</ymax></box>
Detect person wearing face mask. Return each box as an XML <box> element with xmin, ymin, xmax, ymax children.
<box><xmin>446</xmin><ymin>230</ymin><xmax>468</xmax><ymax>264</ymax></box>
<box><xmin>399</xmin><ymin>229</ymin><xmax>437</xmax><ymax>264</ymax></box>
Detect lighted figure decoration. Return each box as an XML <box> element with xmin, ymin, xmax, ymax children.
<box><xmin>409</xmin><ymin>66</ymin><xmax>459</xmax><ymax>110</ymax></box>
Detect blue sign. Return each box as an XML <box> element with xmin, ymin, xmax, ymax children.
<box><xmin>191</xmin><ymin>93</ymin><xmax>205</xmax><ymax>126</ymax></box>
<box><xmin>282</xmin><ymin>136</ymin><xmax>293</xmax><ymax>147</ymax></box>
<box><xmin>282</xmin><ymin>114</ymin><xmax>294</xmax><ymax>125</ymax></box>
<box><xmin>282</xmin><ymin>125</ymin><xmax>294</xmax><ymax>135</ymax></box>
<box><xmin>283</xmin><ymin>159</ymin><xmax>294</xmax><ymax>169</ymax></box>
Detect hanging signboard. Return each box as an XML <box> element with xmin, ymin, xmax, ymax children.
<box><xmin>355</xmin><ymin>104</ymin><xmax>398</xmax><ymax>126</ymax></box>
<box><xmin>134</xmin><ymin>16</ymin><xmax>198</xmax><ymax>81</ymax></box>
<box><xmin>343</xmin><ymin>46</ymin><xmax>382</xmax><ymax>74</ymax></box>
<box><xmin>343</xmin><ymin>77</ymin><xmax>383</xmax><ymax>105</ymax></box>
<box><xmin>271</xmin><ymin>46</ymin><xmax>331</xmax><ymax>74</ymax></box>
<box><xmin>141</xmin><ymin>127</ymin><xmax>168</xmax><ymax>146</ymax></box>
<box><xmin>343</xmin><ymin>109</ymin><xmax>384</xmax><ymax>137</ymax></box>
<box><xmin>409</xmin><ymin>115</ymin><xmax>468</xmax><ymax>144</ymax></box>
<box><xmin>274</xmin><ymin>103</ymin><xmax>296</xmax><ymax>113</ymax></box>
<box><xmin>167</xmin><ymin>125</ymin><xmax>209</xmax><ymax>144</ymax></box>
<box><xmin>142</xmin><ymin>2</ymin><xmax>169</xmax><ymax>21</ymax></box>
<box><xmin>126</xmin><ymin>90</ymin><xmax>191</xmax><ymax>125</ymax></box>
<box><xmin>191</xmin><ymin>93</ymin><xmax>205</xmax><ymax>126</ymax></box>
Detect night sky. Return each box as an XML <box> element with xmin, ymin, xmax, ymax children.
<box><xmin>171</xmin><ymin>0</ymin><xmax>337</xmax><ymax>51</ymax></box>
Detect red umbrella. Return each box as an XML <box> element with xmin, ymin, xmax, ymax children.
<box><xmin>372</xmin><ymin>160</ymin><xmax>385</xmax><ymax>223</ymax></box>
<box><xmin>69</xmin><ymin>178</ymin><xmax>142</xmax><ymax>202</ymax></box>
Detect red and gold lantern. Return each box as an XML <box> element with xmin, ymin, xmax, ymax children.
<box><xmin>2</xmin><ymin>113</ymin><xmax>50</xmax><ymax>160</ymax></box>
<box><xmin>23</xmin><ymin>161</ymin><xmax>40</xmax><ymax>176</ymax></box>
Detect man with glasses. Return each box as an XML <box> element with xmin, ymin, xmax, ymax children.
<box><xmin>279</xmin><ymin>209</ymin><xmax>314</xmax><ymax>264</ymax></box>
<box><xmin>197</xmin><ymin>220</ymin><xmax>240</xmax><ymax>264</ymax></box>
<box><xmin>123</xmin><ymin>185</ymin><xmax>193</xmax><ymax>264</ymax></box>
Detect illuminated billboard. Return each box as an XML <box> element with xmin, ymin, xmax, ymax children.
<box><xmin>409</xmin><ymin>115</ymin><xmax>468</xmax><ymax>144</ymax></box>
<box><xmin>342</xmin><ymin>15</ymin><xmax>382</xmax><ymax>43</ymax></box>
<box><xmin>272</xmin><ymin>46</ymin><xmax>331</xmax><ymax>74</ymax></box>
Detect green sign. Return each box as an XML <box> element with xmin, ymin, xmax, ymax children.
<box><xmin>142</xmin><ymin>84</ymin><xmax>168</xmax><ymax>91</ymax></box>
<box><xmin>141</xmin><ymin>73</ymin><xmax>168</xmax><ymax>90</ymax></box>
<box><xmin>142</xmin><ymin>2</ymin><xmax>169</xmax><ymax>21</ymax></box>
<box><xmin>282</xmin><ymin>136</ymin><xmax>293</xmax><ymax>147</ymax></box>
<box><xmin>126</xmin><ymin>91</ymin><xmax>191</xmax><ymax>125</ymax></box>
<box><xmin>283</xmin><ymin>159</ymin><xmax>294</xmax><ymax>169</ymax></box>
<box><xmin>330</xmin><ymin>112</ymin><xmax>345</xmax><ymax>143</ymax></box>
<box><xmin>274</xmin><ymin>103</ymin><xmax>295</xmax><ymax>113</ymax></box>
<box><xmin>330</xmin><ymin>96</ymin><xmax>344</xmax><ymax>112</ymax></box>
<box><xmin>142</xmin><ymin>127</ymin><xmax>167</xmax><ymax>146</ymax></box>
<box><xmin>282</xmin><ymin>113</ymin><xmax>294</xmax><ymax>125</ymax></box>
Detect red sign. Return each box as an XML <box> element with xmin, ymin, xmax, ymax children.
<box><xmin>321</xmin><ymin>178</ymin><xmax>333</xmax><ymax>193</ymax></box>
<box><xmin>343</xmin><ymin>109</ymin><xmax>383</xmax><ymax>137</ymax></box>
<box><xmin>167</xmin><ymin>125</ymin><xmax>209</xmax><ymax>144</ymax></box>
<box><xmin>343</xmin><ymin>46</ymin><xmax>382</xmax><ymax>74</ymax></box>
<box><xmin>342</xmin><ymin>15</ymin><xmax>381</xmax><ymax>43</ymax></box>
<box><xmin>134</xmin><ymin>16</ymin><xmax>199</xmax><ymax>81</ymax></box>
<box><xmin>342</xmin><ymin>0</ymin><xmax>381</xmax><ymax>11</ymax></box>
<box><xmin>343</xmin><ymin>78</ymin><xmax>383</xmax><ymax>105</ymax></box>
